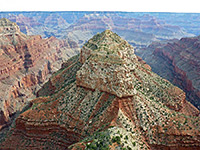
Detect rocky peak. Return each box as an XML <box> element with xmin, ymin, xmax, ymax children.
<box><xmin>1</xmin><ymin>30</ymin><xmax>200</xmax><ymax>150</ymax></box>
<box><xmin>80</xmin><ymin>29</ymin><xmax>136</xmax><ymax>63</ymax></box>
<box><xmin>0</xmin><ymin>18</ymin><xmax>20</xmax><ymax>34</ymax></box>
<box><xmin>77</xmin><ymin>30</ymin><xmax>140</xmax><ymax>97</ymax></box>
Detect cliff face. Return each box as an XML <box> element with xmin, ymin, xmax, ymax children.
<box><xmin>137</xmin><ymin>36</ymin><xmax>200</xmax><ymax>110</ymax></box>
<box><xmin>0</xmin><ymin>30</ymin><xmax>199</xmax><ymax>150</ymax></box>
<box><xmin>0</xmin><ymin>18</ymin><xmax>79</xmax><ymax>130</ymax></box>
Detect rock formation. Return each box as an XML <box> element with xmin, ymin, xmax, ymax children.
<box><xmin>77</xmin><ymin>30</ymin><xmax>138</xmax><ymax>97</ymax></box>
<box><xmin>0</xmin><ymin>30</ymin><xmax>199</xmax><ymax>150</ymax></box>
<box><xmin>0</xmin><ymin>18</ymin><xmax>79</xmax><ymax>130</ymax></box>
<box><xmin>137</xmin><ymin>36</ymin><xmax>200</xmax><ymax>110</ymax></box>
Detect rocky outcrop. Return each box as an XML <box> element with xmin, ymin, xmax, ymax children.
<box><xmin>0</xmin><ymin>18</ymin><xmax>79</xmax><ymax>129</ymax></box>
<box><xmin>0</xmin><ymin>30</ymin><xmax>199</xmax><ymax>150</ymax></box>
<box><xmin>137</xmin><ymin>36</ymin><xmax>200</xmax><ymax>110</ymax></box>
<box><xmin>77</xmin><ymin>30</ymin><xmax>138</xmax><ymax>97</ymax></box>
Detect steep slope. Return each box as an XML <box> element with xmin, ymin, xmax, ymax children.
<box><xmin>137</xmin><ymin>36</ymin><xmax>200</xmax><ymax>110</ymax></box>
<box><xmin>0</xmin><ymin>18</ymin><xmax>79</xmax><ymax>130</ymax></box>
<box><xmin>0</xmin><ymin>30</ymin><xmax>199</xmax><ymax>150</ymax></box>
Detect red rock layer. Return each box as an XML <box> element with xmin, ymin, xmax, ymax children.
<box><xmin>0</xmin><ymin>18</ymin><xmax>79</xmax><ymax>129</ymax></box>
<box><xmin>138</xmin><ymin>36</ymin><xmax>200</xmax><ymax>110</ymax></box>
<box><xmin>1</xmin><ymin>53</ymin><xmax>199</xmax><ymax>149</ymax></box>
<box><xmin>152</xmin><ymin>36</ymin><xmax>200</xmax><ymax>109</ymax></box>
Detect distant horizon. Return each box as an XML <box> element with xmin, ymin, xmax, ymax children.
<box><xmin>1</xmin><ymin>11</ymin><xmax>200</xmax><ymax>36</ymax></box>
<box><xmin>0</xmin><ymin>11</ymin><xmax>200</xmax><ymax>14</ymax></box>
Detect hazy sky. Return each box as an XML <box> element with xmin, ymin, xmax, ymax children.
<box><xmin>1</xmin><ymin>0</ymin><xmax>199</xmax><ymax>13</ymax></box>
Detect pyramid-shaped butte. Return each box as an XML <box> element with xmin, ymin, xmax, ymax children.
<box><xmin>1</xmin><ymin>30</ymin><xmax>200</xmax><ymax>149</ymax></box>
<box><xmin>77</xmin><ymin>30</ymin><xmax>138</xmax><ymax>97</ymax></box>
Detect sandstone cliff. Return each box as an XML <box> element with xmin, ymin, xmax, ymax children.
<box><xmin>0</xmin><ymin>30</ymin><xmax>199</xmax><ymax>150</ymax></box>
<box><xmin>0</xmin><ymin>18</ymin><xmax>79</xmax><ymax>130</ymax></box>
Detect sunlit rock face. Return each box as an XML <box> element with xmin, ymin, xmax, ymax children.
<box><xmin>77</xmin><ymin>30</ymin><xmax>138</xmax><ymax>97</ymax></box>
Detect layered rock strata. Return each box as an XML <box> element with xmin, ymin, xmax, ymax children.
<box><xmin>77</xmin><ymin>30</ymin><xmax>138</xmax><ymax>97</ymax></box>
<box><xmin>0</xmin><ymin>18</ymin><xmax>79</xmax><ymax>129</ymax></box>
<box><xmin>0</xmin><ymin>30</ymin><xmax>199</xmax><ymax>150</ymax></box>
<box><xmin>137</xmin><ymin>36</ymin><xmax>200</xmax><ymax>110</ymax></box>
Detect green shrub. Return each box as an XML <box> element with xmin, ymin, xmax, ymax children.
<box><xmin>111</xmin><ymin>136</ymin><xmax>121</xmax><ymax>144</ymax></box>
<box><xmin>125</xmin><ymin>135</ymin><xmax>128</xmax><ymax>140</ymax></box>
<box><xmin>132</xmin><ymin>142</ymin><xmax>136</xmax><ymax>146</ymax></box>
<box><xmin>127</xmin><ymin>146</ymin><xmax>131</xmax><ymax>150</ymax></box>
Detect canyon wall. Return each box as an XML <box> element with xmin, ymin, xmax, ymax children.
<box><xmin>0</xmin><ymin>18</ymin><xmax>79</xmax><ymax>129</ymax></box>
<box><xmin>136</xmin><ymin>36</ymin><xmax>200</xmax><ymax>110</ymax></box>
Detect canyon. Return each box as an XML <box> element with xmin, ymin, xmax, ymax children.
<box><xmin>0</xmin><ymin>12</ymin><xmax>194</xmax><ymax>46</ymax></box>
<box><xmin>0</xmin><ymin>18</ymin><xmax>79</xmax><ymax>130</ymax></box>
<box><xmin>1</xmin><ymin>12</ymin><xmax>198</xmax><ymax>111</ymax></box>
<box><xmin>0</xmin><ymin>12</ymin><xmax>199</xmax><ymax>150</ymax></box>
<box><xmin>0</xmin><ymin>30</ymin><xmax>199</xmax><ymax>150</ymax></box>
<box><xmin>64</xmin><ymin>13</ymin><xmax>192</xmax><ymax>46</ymax></box>
<box><xmin>137</xmin><ymin>36</ymin><xmax>200</xmax><ymax>110</ymax></box>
